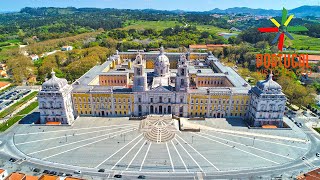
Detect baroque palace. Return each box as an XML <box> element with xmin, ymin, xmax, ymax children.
<box><xmin>38</xmin><ymin>47</ymin><xmax>286</xmax><ymax>127</ymax></box>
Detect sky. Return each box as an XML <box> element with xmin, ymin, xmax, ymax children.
<box><xmin>1</xmin><ymin>0</ymin><xmax>319</xmax><ymax>12</ymax></box>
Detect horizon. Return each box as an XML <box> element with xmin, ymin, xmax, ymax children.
<box><xmin>1</xmin><ymin>0</ymin><xmax>319</xmax><ymax>12</ymax></box>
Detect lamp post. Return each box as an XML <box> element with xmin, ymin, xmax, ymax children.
<box><xmin>252</xmin><ymin>137</ymin><xmax>256</xmax><ymax>146</ymax></box>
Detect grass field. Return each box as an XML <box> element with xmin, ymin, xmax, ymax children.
<box><xmin>315</xmin><ymin>128</ymin><xmax>320</xmax><ymax>134</ymax></box>
<box><xmin>196</xmin><ymin>25</ymin><xmax>234</xmax><ymax>34</ymax></box>
<box><xmin>0</xmin><ymin>91</ymin><xmax>38</xmax><ymax>118</ymax></box>
<box><xmin>121</xmin><ymin>20</ymin><xmax>229</xmax><ymax>34</ymax></box>
<box><xmin>122</xmin><ymin>20</ymin><xmax>184</xmax><ymax>31</ymax></box>
<box><xmin>0</xmin><ymin>115</ymin><xmax>23</xmax><ymax>132</ymax></box>
<box><xmin>285</xmin><ymin>33</ymin><xmax>320</xmax><ymax>51</ymax></box>
<box><xmin>16</xmin><ymin>101</ymin><xmax>38</xmax><ymax>116</ymax></box>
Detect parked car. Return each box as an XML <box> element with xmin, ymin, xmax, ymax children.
<box><xmin>58</xmin><ymin>172</ymin><xmax>66</xmax><ymax>176</ymax></box>
<box><xmin>138</xmin><ymin>175</ymin><xmax>146</xmax><ymax>179</ymax></box>
<box><xmin>98</xmin><ymin>169</ymin><xmax>105</xmax><ymax>172</ymax></box>
<box><xmin>43</xmin><ymin>170</ymin><xmax>50</xmax><ymax>174</ymax></box>
<box><xmin>114</xmin><ymin>174</ymin><xmax>122</xmax><ymax>178</ymax></box>
<box><xmin>74</xmin><ymin>170</ymin><xmax>81</xmax><ymax>174</ymax></box>
<box><xmin>9</xmin><ymin>158</ymin><xmax>17</xmax><ymax>162</ymax></box>
<box><xmin>65</xmin><ymin>173</ymin><xmax>73</xmax><ymax>177</ymax></box>
<box><xmin>33</xmin><ymin>168</ymin><xmax>41</xmax><ymax>173</ymax></box>
<box><xmin>49</xmin><ymin>171</ymin><xmax>57</xmax><ymax>175</ymax></box>
<box><xmin>316</xmin><ymin>153</ymin><xmax>319</xmax><ymax>157</ymax></box>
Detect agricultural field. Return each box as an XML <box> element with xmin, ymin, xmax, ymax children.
<box><xmin>121</xmin><ymin>20</ymin><xmax>184</xmax><ymax>30</ymax></box>
<box><xmin>285</xmin><ymin>33</ymin><xmax>320</xmax><ymax>51</ymax></box>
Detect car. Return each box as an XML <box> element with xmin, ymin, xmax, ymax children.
<box><xmin>58</xmin><ymin>172</ymin><xmax>66</xmax><ymax>176</ymax></box>
<box><xmin>50</xmin><ymin>171</ymin><xmax>57</xmax><ymax>175</ymax></box>
<box><xmin>98</xmin><ymin>169</ymin><xmax>105</xmax><ymax>172</ymax></box>
<box><xmin>74</xmin><ymin>170</ymin><xmax>81</xmax><ymax>174</ymax></box>
<box><xmin>9</xmin><ymin>158</ymin><xmax>17</xmax><ymax>162</ymax></box>
<box><xmin>302</xmin><ymin>157</ymin><xmax>306</xmax><ymax>160</ymax></box>
<box><xmin>138</xmin><ymin>175</ymin><xmax>146</xmax><ymax>179</ymax></box>
<box><xmin>43</xmin><ymin>170</ymin><xmax>50</xmax><ymax>174</ymax></box>
<box><xmin>316</xmin><ymin>153</ymin><xmax>320</xmax><ymax>157</ymax></box>
<box><xmin>114</xmin><ymin>174</ymin><xmax>122</xmax><ymax>178</ymax></box>
<box><xmin>65</xmin><ymin>173</ymin><xmax>73</xmax><ymax>177</ymax></box>
<box><xmin>299</xmin><ymin>123</ymin><xmax>303</xmax><ymax>127</ymax></box>
<box><xmin>33</xmin><ymin>168</ymin><xmax>41</xmax><ymax>173</ymax></box>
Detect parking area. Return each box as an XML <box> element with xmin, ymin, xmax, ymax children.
<box><xmin>0</xmin><ymin>88</ymin><xmax>31</xmax><ymax>111</ymax></box>
<box><xmin>11</xmin><ymin>116</ymin><xmax>309</xmax><ymax>174</ymax></box>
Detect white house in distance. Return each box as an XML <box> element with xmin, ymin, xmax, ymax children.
<box><xmin>30</xmin><ymin>54</ymin><xmax>39</xmax><ymax>61</ymax></box>
<box><xmin>61</xmin><ymin>46</ymin><xmax>73</xmax><ymax>51</ymax></box>
<box><xmin>0</xmin><ymin>169</ymin><xmax>8</xmax><ymax>180</ymax></box>
<box><xmin>37</xmin><ymin>70</ymin><xmax>75</xmax><ymax>125</ymax></box>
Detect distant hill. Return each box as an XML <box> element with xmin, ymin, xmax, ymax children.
<box><xmin>207</xmin><ymin>6</ymin><xmax>320</xmax><ymax>17</ymax></box>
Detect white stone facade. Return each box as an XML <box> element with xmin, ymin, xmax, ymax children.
<box><xmin>248</xmin><ymin>73</ymin><xmax>286</xmax><ymax>127</ymax></box>
<box><xmin>38</xmin><ymin>71</ymin><xmax>75</xmax><ymax>125</ymax></box>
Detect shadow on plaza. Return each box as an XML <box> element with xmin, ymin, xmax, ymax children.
<box><xmin>225</xmin><ymin>118</ymin><xmax>247</xmax><ymax>127</ymax></box>
<box><xmin>19</xmin><ymin>112</ymin><xmax>40</xmax><ymax>124</ymax></box>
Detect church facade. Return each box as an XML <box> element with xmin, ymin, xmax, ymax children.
<box><xmin>38</xmin><ymin>47</ymin><xmax>286</xmax><ymax>127</ymax></box>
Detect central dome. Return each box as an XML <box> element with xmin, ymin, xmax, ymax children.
<box><xmin>154</xmin><ymin>46</ymin><xmax>170</xmax><ymax>77</ymax></box>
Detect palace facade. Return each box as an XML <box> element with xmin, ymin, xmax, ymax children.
<box><xmin>38</xmin><ymin>47</ymin><xmax>286</xmax><ymax>127</ymax></box>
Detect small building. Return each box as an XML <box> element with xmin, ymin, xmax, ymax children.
<box><xmin>5</xmin><ymin>172</ymin><xmax>25</xmax><ymax>180</ymax></box>
<box><xmin>297</xmin><ymin>168</ymin><xmax>320</xmax><ymax>179</ymax></box>
<box><xmin>61</xmin><ymin>46</ymin><xmax>73</xmax><ymax>51</ymax></box>
<box><xmin>64</xmin><ymin>177</ymin><xmax>86</xmax><ymax>180</ymax></box>
<box><xmin>30</xmin><ymin>54</ymin><xmax>39</xmax><ymax>61</ymax></box>
<box><xmin>230</xmin><ymin>27</ymin><xmax>241</xmax><ymax>32</ymax></box>
<box><xmin>0</xmin><ymin>169</ymin><xmax>8</xmax><ymax>180</ymax></box>
<box><xmin>25</xmin><ymin>175</ymin><xmax>38</xmax><ymax>180</ymax></box>
<box><xmin>38</xmin><ymin>175</ymin><xmax>59</xmax><ymax>180</ymax></box>
<box><xmin>308</xmin><ymin>55</ymin><xmax>320</xmax><ymax>64</ymax></box>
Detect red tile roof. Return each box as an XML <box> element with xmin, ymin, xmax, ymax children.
<box><xmin>308</xmin><ymin>55</ymin><xmax>320</xmax><ymax>61</ymax></box>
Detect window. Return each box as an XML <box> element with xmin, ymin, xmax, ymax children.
<box><xmin>168</xmin><ymin>98</ymin><xmax>171</xmax><ymax>103</ymax></box>
<box><xmin>159</xmin><ymin>96</ymin><xmax>162</xmax><ymax>103</ymax></box>
<box><xmin>180</xmin><ymin>98</ymin><xmax>183</xmax><ymax>103</ymax></box>
<box><xmin>138</xmin><ymin>97</ymin><xmax>141</xmax><ymax>103</ymax></box>
<box><xmin>150</xmin><ymin>98</ymin><xmax>153</xmax><ymax>103</ymax></box>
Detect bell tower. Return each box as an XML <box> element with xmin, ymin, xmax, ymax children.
<box><xmin>133</xmin><ymin>53</ymin><xmax>148</xmax><ymax>92</ymax></box>
<box><xmin>175</xmin><ymin>54</ymin><xmax>189</xmax><ymax>91</ymax></box>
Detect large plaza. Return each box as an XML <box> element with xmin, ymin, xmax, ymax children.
<box><xmin>11</xmin><ymin>116</ymin><xmax>310</xmax><ymax>176</ymax></box>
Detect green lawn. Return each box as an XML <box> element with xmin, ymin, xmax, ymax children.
<box><xmin>16</xmin><ymin>101</ymin><xmax>38</xmax><ymax>115</ymax></box>
<box><xmin>122</xmin><ymin>20</ymin><xmax>184</xmax><ymax>31</ymax></box>
<box><xmin>285</xmin><ymin>33</ymin><xmax>320</xmax><ymax>51</ymax></box>
<box><xmin>0</xmin><ymin>115</ymin><xmax>23</xmax><ymax>132</ymax></box>
<box><xmin>315</xmin><ymin>128</ymin><xmax>320</xmax><ymax>134</ymax></box>
<box><xmin>0</xmin><ymin>91</ymin><xmax>38</xmax><ymax>118</ymax></box>
<box><xmin>121</xmin><ymin>20</ymin><xmax>229</xmax><ymax>35</ymax></box>
<box><xmin>196</xmin><ymin>25</ymin><xmax>233</xmax><ymax>34</ymax></box>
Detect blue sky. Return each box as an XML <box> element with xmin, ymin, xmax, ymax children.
<box><xmin>1</xmin><ymin>0</ymin><xmax>319</xmax><ymax>12</ymax></box>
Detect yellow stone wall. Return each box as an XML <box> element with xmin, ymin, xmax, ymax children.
<box><xmin>72</xmin><ymin>93</ymin><xmax>134</xmax><ymax>116</ymax></box>
<box><xmin>188</xmin><ymin>94</ymin><xmax>249</xmax><ymax>117</ymax></box>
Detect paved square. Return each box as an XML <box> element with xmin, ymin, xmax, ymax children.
<box><xmin>12</xmin><ymin>116</ymin><xmax>309</xmax><ymax>174</ymax></box>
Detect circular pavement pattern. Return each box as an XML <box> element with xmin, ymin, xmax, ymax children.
<box><xmin>12</xmin><ymin>117</ymin><xmax>309</xmax><ymax>174</ymax></box>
